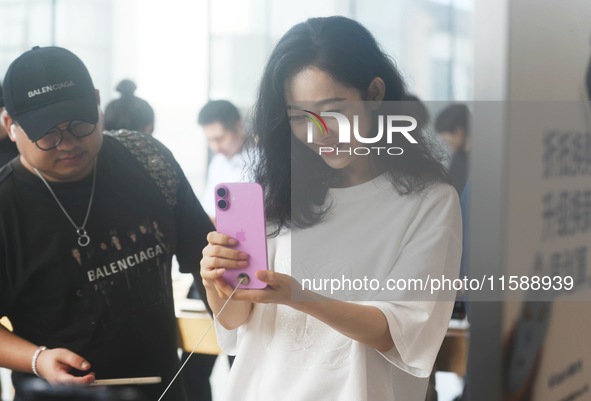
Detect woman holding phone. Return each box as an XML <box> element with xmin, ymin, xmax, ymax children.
<box><xmin>201</xmin><ymin>16</ymin><xmax>462</xmax><ymax>401</ymax></box>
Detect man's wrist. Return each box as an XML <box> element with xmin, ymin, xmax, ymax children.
<box><xmin>31</xmin><ymin>345</ymin><xmax>47</xmax><ymax>377</ymax></box>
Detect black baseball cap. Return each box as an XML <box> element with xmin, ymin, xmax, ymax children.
<box><xmin>2</xmin><ymin>46</ymin><xmax>98</xmax><ymax>141</ymax></box>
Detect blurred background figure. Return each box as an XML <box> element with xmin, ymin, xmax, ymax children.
<box><xmin>198</xmin><ymin>100</ymin><xmax>247</xmax><ymax>219</ymax></box>
<box><xmin>104</xmin><ymin>79</ymin><xmax>155</xmax><ymax>135</ymax></box>
<box><xmin>179</xmin><ymin>99</ymin><xmax>247</xmax><ymax>401</ymax></box>
<box><xmin>435</xmin><ymin>104</ymin><xmax>470</xmax><ymax>195</ymax></box>
<box><xmin>0</xmin><ymin>81</ymin><xmax>19</xmax><ymax>167</ymax></box>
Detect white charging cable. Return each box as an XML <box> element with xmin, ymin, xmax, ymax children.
<box><xmin>157</xmin><ymin>277</ymin><xmax>245</xmax><ymax>401</ymax></box>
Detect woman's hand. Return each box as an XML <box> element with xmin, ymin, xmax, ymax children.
<box><xmin>200</xmin><ymin>231</ymin><xmax>256</xmax><ymax>329</ymax></box>
<box><xmin>35</xmin><ymin>348</ymin><xmax>95</xmax><ymax>385</ymax></box>
<box><xmin>201</xmin><ymin>233</ymin><xmax>393</xmax><ymax>351</ymax></box>
<box><xmin>217</xmin><ymin>270</ymin><xmax>301</xmax><ymax>306</ymax></box>
<box><xmin>200</xmin><ymin>231</ymin><xmax>249</xmax><ymax>299</ymax></box>
<box><xmin>201</xmin><ymin>231</ymin><xmax>300</xmax><ymax>305</ymax></box>
<box><xmin>219</xmin><ymin>271</ymin><xmax>395</xmax><ymax>352</ymax></box>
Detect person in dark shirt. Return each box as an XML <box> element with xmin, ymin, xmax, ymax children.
<box><xmin>435</xmin><ymin>103</ymin><xmax>470</xmax><ymax>195</ymax></box>
<box><xmin>0</xmin><ymin>81</ymin><xmax>19</xmax><ymax>166</ymax></box>
<box><xmin>0</xmin><ymin>46</ymin><xmax>213</xmax><ymax>401</ymax></box>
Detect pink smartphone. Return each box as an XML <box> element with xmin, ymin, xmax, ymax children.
<box><xmin>215</xmin><ymin>182</ymin><xmax>268</xmax><ymax>289</ymax></box>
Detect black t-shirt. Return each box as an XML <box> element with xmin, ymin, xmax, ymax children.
<box><xmin>0</xmin><ymin>131</ymin><xmax>214</xmax><ymax>401</ymax></box>
<box><xmin>0</xmin><ymin>137</ymin><xmax>18</xmax><ymax>167</ymax></box>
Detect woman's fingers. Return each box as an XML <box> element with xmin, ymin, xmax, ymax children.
<box><xmin>201</xmin><ymin>232</ymin><xmax>249</xmax><ymax>284</ymax></box>
<box><xmin>203</xmin><ymin>244</ymin><xmax>249</xmax><ymax>263</ymax></box>
<box><xmin>206</xmin><ymin>231</ymin><xmax>238</xmax><ymax>246</ymax></box>
<box><xmin>201</xmin><ymin>231</ymin><xmax>254</xmax><ymax>302</ymax></box>
<box><xmin>202</xmin><ymin>231</ymin><xmax>249</xmax><ymax>274</ymax></box>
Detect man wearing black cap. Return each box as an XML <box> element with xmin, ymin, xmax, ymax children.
<box><xmin>0</xmin><ymin>46</ymin><xmax>214</xmax><ymax>401</ymax></box>
<box><xmin>0</xmin><ymin>81</ymin><xmax>19</xmax><ymax>166</ymax></box>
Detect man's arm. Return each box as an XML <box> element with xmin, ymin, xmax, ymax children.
<box><xmin>170</xmin><ymin>151</ymin><xmax>216</xmax><ymax>315</ymax></box>
<box><xmin>0</xmin><ymin>324</ymin><xmax>94</xmax><ymax>384</ymax></box>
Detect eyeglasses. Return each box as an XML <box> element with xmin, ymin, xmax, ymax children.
<box><xmin>35</xmin><ymin>120</ymin><xmax>96</xmax><ymax>151</ymax></box>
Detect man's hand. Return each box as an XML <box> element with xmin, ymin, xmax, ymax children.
<box><xmin>35</xmin><ymin>348</ymin><xmax>95</xmax><ymax>385</ymax></box>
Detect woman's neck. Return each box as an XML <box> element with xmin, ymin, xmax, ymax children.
<box><xmin>335</xmin><ymin>158</ymin><xmax>382</xmax><ymax>188</ymax></box>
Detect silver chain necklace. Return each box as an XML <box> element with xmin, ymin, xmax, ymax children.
<box><xmin>33</xmin><ymin>161</ymin><xmax>97</xmax><ymax>247</ymax></box>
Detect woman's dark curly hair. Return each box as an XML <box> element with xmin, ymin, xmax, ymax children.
<box><xmin>248</xmin><ymin>16</ymin><xmax>449</xmax><ymax>235</ymax></box>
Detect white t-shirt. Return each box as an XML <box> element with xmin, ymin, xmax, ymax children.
<box><xmin>201</xmin><ymin>151</ymin><xmax>248</xmax><ymax>216</ymax></box>
<box><xmin>215</xmin><ymin>175</ymin><xmax>462</xmax><ymax>401</ymax></box>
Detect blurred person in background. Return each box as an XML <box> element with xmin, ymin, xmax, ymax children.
<box><xmin>198</xmin><ymin>100</ymin><xmax>247</xmax><ymax>220</ymax></box>
<box><xmin>104</xmin><ymin>79</ymin><xmax>155</xmax><ymax>135</ymax></box>
<box><xmin>180</xmin><ymin>99</ymin><xmax>247</xmax><ymax>401</ymax></box>
<box><xmin>435</xmin><ymin>104</ymin><xmax>470</xmax><ymax>195</ymax></box>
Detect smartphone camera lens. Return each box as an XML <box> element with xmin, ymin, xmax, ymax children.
<box><xmin>217</xmin><ymin>199</ymin><xmax>228</xmax><ymax>210</ymax></box>
<box><xmin>216</xmin><ymin>187</ymin><xmax>228</xmax><ymax>198</ymax></box>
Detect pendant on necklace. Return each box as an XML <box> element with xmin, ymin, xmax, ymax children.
<box><xmin>33</xmin><ymin>162</ymin><xmax>97</xmax><ymax>249</ymax></box>
<box><xmin>77</xmin><ymin>228</ymin><xmax>91</xmax><ymax>247</ymax></box>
